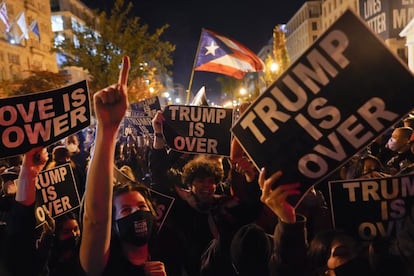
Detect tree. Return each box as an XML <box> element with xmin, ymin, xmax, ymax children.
<box><xmin>0</xmin><ymin>71</ymin><xmax>70</xmax><ymax>97</ymax></box>
<box><xmin>261</xmin><ymin>25</ymin><xmax>290</xmax><ymax>90</ymax></box>
<box><xmin>216</xmin><ymin>76</ymin><xmax>243</xmax><ymax>102</ymax></box>
<box><xmin>52</xmin><ymin>0</ymin><xmax>175</xmax><ymax>99</ymax></box>
<box><xmin>128</xmin><ymin>66</ymin><xmax>164</xmax><ymax>103</ymax></box>
<box><xmin>272</xmin><ymin>24</ymin><xmax>290</xmax><ymax>74</ymax></box>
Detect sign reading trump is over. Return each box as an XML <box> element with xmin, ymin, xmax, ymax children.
<box><xmin>231</xmin><ymin>10</ymin><xmax>414</xmax><ymax>207</ymax></box>
<box><xmin>162</xmin><ymin>105</ymin><xmax>233</xmax><ymax>156</ymax></box>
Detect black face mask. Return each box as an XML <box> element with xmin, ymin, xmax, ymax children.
<box><xmin>55</xmin><ymin>235</ymin><xmax>80</xmax><ymax>252</ymax></box>
<box><xmin>115</xmin><ymin>210</ymin><xmax>155</xmax><ymax>247</ymax></box>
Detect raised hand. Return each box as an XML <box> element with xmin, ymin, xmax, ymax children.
<box><xmin>259</xmin><ymin>168</ymin><xmax>300</xmax><ymax>223</ymax></box>
<box><xmin>152</xmin><ymin>110</ymin><xmax>165</xmax><ymax>134</ymax></box>
<box><xmin>93</xmin><ymin>56</ymin><xmax>130</xmax><ymax>131</ymax></box>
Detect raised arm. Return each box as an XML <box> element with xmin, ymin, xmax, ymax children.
<box><xmin>6</xmin><ymin>147</ymin><xmax>48</xmax><ymax>275</ymax></box>
<box><xmin>16</xmin><ymin>147</ymin><xmax>49</xmax><ymax>205</ymax></box>
<box><xmin>80</xmin><ymin>56</ymin><xmax>130</xmax><ymax>275</ymax></box>
<box><xmin>259</xmin><ymin>168</ymin><xmax>308</xmax><ymax>276</ymax></box>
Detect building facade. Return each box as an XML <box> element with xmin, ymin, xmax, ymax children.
<box><xmin>284</xmin><ymin>0</ymin><xmax>412</xmax><ymax>65</ymax></box>
<box><xmin>51</xmin><ymin>0</ymin><xmax>94</xmax><ymax>83</ymax></box>
<box><xmin>0</xmin><ymin>0</ymin><xmax>58</xmax><ymax>84</ymax></box>
<box><xmin>285</xmin><ymin>1</ymin><xmax>323</xmax><ymax>63</ymax></box>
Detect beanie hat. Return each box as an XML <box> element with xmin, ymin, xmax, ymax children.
<box><xmin>230</xmin><ymin>223</ymin><xmax>272</xmax><ymax>275</ymax></box>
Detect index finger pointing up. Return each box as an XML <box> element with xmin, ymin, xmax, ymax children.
<box><xmin>118</xmin><ymin>55</ymin><xmax>130</xmax><ymax>86</ymax></box>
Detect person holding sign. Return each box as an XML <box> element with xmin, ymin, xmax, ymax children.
<box><xmin>79</xmin><ymin>56</ymin><xmax>166</xmax><ymax>276</ymax></box>
<box><xmin>150</xmin><ymin>108</ymin><xmax>264</xmax><ymax>276</ymax></box>
<box><xmin>258</xmin><ymin>168</ymin><xmax>373</xmax><ymax>276</ymax></box>
<box><xmin>3</xmin><ymin>147</ymin><xmax>49</xmax><ymax>275</ymax></box>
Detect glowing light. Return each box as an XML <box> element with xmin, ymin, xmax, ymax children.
<box><xmin>270</xmin><ymin>62</ymin><xmax>279</xmax><ymax>72</ymax></box>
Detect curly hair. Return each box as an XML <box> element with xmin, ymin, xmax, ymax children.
<box><xmin>181</xmin><ymin>155</ymin><xmax>224</xmax><ymax>186</ymax></box>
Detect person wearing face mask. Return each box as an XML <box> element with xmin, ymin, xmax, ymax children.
<box><xmin>67</xmin><ymin>134</ymin><xmax>89</xmax><ymax>196</ymax></box>
<box><xmin>36</xmin><ymin>211</ymin><xmax>82</xmax><ymax>276</ymax></box>
<box><xmin>385</xmin><ymin>126</ymin><xmax>414</xmax><ymax>175</ymax></box>
<box><xmin>79</xmin><ymin>56</ymin><xmax>166</xmax><ymax>276</ymax></box>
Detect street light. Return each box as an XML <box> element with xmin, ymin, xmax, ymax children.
<box><xmin>239</xmin><ymin>87</ymin><xmax>247</xmax><ymax>96</ymax></box>
<box><xmin>270</xmin><ymin>62</ymin><xmax>279</xmax><ymax>73</ymax></box>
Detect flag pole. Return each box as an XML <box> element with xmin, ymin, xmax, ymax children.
<box><xmin>186</xmin><ymin>28</ymin><xmax>204</xmax><ymax>105</ymax></box>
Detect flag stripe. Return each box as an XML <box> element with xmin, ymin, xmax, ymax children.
<box><xmin>195</xmin><ymin>63</ymin><xmax>247</xmax><ymax>79</ymax></box>
<box><xmin>213</xmin><ymin>32</ymin><xmax>264</xmax><ymax>69</ymax></box>
<box><xmin>0</xmin><ymin>2</ymin><xmax>10</xmax><ymax>32</ymax></box>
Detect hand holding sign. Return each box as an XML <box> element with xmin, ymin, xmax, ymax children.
<box><xmin>94</xmin><ymin>56</ymin><xmax>130</xmax><ymax>130</ymax></box>
<box><xmin>259</xmin><ymin>168</ymin><xmax>299</xmax><ymax>224</ymax></box>
<box><xmin>16</xmin><ymin>147</ymin><xmax>49</xmax><ymax>205</ymax></box>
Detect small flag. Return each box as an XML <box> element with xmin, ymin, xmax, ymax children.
<box><xmin>191</xmin><ymin>86</ymin><xmax>209</xmax><ymax>106</ymax></box>
<box><xmin>16</xmin><ymin>11</ymin><xmax>28</xmax><ymax>39</ymax></box>
<box><xmin>30</xmin><ymin>19</ymin><xmax>40</xmax><ymax>39</ymax></box>
<box><xmin>0</xmin><ymin>2</ymin><xmax>10</xmax><ymax>32</ymax></box>
<box><xmin>194</xmin><ymin>29</ymin><xmax>264</xmax><ymax>79</ymax></box>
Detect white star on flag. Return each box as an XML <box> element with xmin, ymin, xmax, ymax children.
<box><xmin>205</xmin><ymin>41</ymin><xmax>219</xmax><ymax>56</ymax></box>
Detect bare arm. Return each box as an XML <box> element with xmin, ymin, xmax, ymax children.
<box><xmin>80</xmin><ymin>56</ymin><xmax>130</xmax><ymax>276</ymax></box>
<box><xmin>16</xmin><ymin>147</ymin><xmax>49</xmax><ymax>205</ymax></box>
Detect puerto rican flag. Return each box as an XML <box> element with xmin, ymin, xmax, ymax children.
<box><xmin>194</xmin><ymin>28</ymin><xmax>264</xmax><ymax>79</ymax></box>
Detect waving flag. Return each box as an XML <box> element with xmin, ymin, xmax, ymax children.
<box><xmin>191</xmin><ymin>86</ymin><xmax>209</xmax><ymax>106</ymax></box>
<box><xmin>16</xmin><ymin>11</ymin><xmax>28</xmax><ymax>39</ymax></box>
<box><xmin>0</xmin><ymin>2</ymin><xmax>10</xmax><ymax>32</ymax></box>
<box><xmin>30</xmin><ymin>19</ymin><xmax>40</xmax><ymax>40</ymax></box>
<box><xmin>194</xmin><ymin>29</ymin><xmax>264</xmax><ymax>79</ymax></box>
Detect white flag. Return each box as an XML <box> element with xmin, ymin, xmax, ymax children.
<box><xmin>16</xmin><ymin>11</ymin><xmax>28</xmax><ymax>39</ymax></box>
<box><xmin>191</xmin><ymin>86</ymin><xmax>209</xmax><ymax>106</ymax></box>
<box><xmin>0</xmin><ymin>2</ymin><xmax>10</xmax><ymax>32</ymax></box>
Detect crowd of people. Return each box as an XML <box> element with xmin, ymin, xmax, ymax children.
<box><xmin>1</xmin><ymin>55</ymin><xmax>414</xmax><ymax>275</ymax></box>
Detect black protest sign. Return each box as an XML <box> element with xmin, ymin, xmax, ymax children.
<box><xmin>149</xmin><ymin>188</ymin><xmax>175</xmax><ymax>233</ymax></box>
<box><xmin>123</xmin><ymin>116</ymin><xmax>154</xmax><ymax>136</ymax></box>
<box><xmin>35</xmin><ymin>163</ymin><xmax>81</xmax><ymax>228</ymax></box>
<box><xmin>328</xmin><ymin>174</ymin><xmax>414</xmax><ymax>243</ymax></box>
<box><xmin>122</xmin><ymin>96</ymin><xmax>161</xmax><ymax>136</ymax></box>
<box><xmin>162</xmin><ymin>105</ymin><xmax>233</xmax><ymax>156</ymax></box>
<box><xmin>128</xmin><ymin>96</ymin><xmax>161</xmax><ymax>118</ymax></box>
<box><xmin>0</xmin><ymin>80</ymin><xmax>90</xmax><ymax>158</ymax></box>
<box><xmin>231</xmin><ymin>10</ymin><xmax>414</xmax><ymax>208</ymax></box>
<box><xmin>113</xmin><ymin>166</ymin><xmax>175</xmax><ymax>233</ymax></box>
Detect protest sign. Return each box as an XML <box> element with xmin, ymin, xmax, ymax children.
<box><xmin>150</xmin><ymin>188</ymin><xmax>175</xmax><ymax>233</ymax></box>
<box><xmin>119</xmin><ymin>96</ymin><xmax>161</xmax><ymax>140</ymax></box>
<box><xmin>113</xmin><ymin>166</ymin><xmax>175</xmax><ymax>232</ymax></box>
<box><xmin>127</xmin><ymin>96</ymin><xmax>161</xmax><ymax>118</ymax></box>
<box><xmin>0</xmin><ymin>80</ymin><xmax>90</xmax><ymax>158</ymax></box>
<box><xmin>35</xmin><ymin>163</ymin><xmax>81</xmax><ymax>228</ymax></box>
<box><xmin>231</xmin><ymin>10</ymin><xmax>414</xmax><ymax>208</ymax></box>
<box><xmin>162</xmin><ymin>105</ymin><xmax>233</xmax><ymax>156</ymax></box>
<box><xmin>328</xmin><ymin>174</ymin><xmax>414</xmax><ymax>243</ymax></box>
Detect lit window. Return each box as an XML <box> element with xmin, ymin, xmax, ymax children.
<box><xmin>51</xmin><ymin>15</ymin><xmax>64</xmax><ymax>32</ymax></box>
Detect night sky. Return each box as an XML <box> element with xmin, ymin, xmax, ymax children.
<box><xmin>81</xmin><ymin>0</ymin><xmax>305</xmax><ymax>102</ymax></box>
